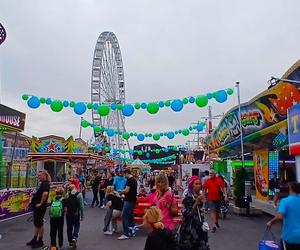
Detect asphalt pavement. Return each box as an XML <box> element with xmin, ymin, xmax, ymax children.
<box><xmin>0</xmin><ymin>199</ymin><xmax>282</xmax><ymax>250</ymax></box>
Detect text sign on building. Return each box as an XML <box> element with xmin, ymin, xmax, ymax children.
<box><xmin>0</xmin><ymin>104</ymin><xmax>26</xmax><ymax>132</ymax></box>
<box><xmin>288</xmin><ymin>104</ymin><xmax>300</xmax><ymax>155</ymax></box>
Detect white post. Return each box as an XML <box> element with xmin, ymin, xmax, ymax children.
<box><xmin>236</xmin><ymin>82</ymin><xmax>245</xmax><ymax>168</ymax></box>
<box><xmin>295</xmin><ymin>155</ymin><xmax>300</xmax><ymax>182</ymax></box>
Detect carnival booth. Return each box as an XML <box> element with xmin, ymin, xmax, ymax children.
<box><xmin>206</xmin><ymin>59</ymin><xmax>300</xmax><ymax>201</ymax></box>
<box><xmin>127</xmin><ymin>158</ymin><xmax>151</xmax><ymax>176</ymax></box>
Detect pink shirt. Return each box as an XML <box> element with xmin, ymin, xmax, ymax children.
<box><xmin>153</xmin><ymin>190</ymin><xmax>175</xmax><ymax>230</ymax></box>
<box><xmin>147</xmin><ymin>193</ymin><xmax>156</xmax><ymax>205</ymax></box>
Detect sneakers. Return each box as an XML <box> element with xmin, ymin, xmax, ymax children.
<box><xmin>72</xmin><ymin>239</ymin><xmax>77</xmax><ymax>248</ymax></box>
<box><xmin>31</xmin><ymin>240</ymin><xmax>44</xmax><ymax>249</ymax></box>
<box><xmin>117</xmin><ymin>234</ymin><xmax>129</xmax><ymax>240</ymax></box>
<box><xmin>103</xmin><ymin>231</ymin><xmax>113</xmax><ymax>235</ymax></box>
<box><xmin>100</xmin><ymin>205</ymin><xmax>105</xmax><ymax>209</ymax></box>
<box><xmin>26</xmin><ymin>238</ymin><xmax>36</xmax><ymax>246</ymax></box>
<box><xmin>211</xmin><ymin>226</ymin><xmax>217</xmax><ymax>233</ymax></box>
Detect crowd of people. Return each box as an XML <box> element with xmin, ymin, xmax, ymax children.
<box><xmin>25</xmin><ymin>168</ymin><xmax>300</xmax><ymax>250</ymax></box>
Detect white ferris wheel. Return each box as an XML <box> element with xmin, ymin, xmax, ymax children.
<box><xmin>91</xmin><ymin>32</ymin><xmax>129</xmax><ymax>151</ymax></box>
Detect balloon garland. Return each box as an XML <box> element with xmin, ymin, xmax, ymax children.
<box><xmin>108</xmin><ymin>154</ymin><xmax>177</xmax><ymax>164</ymax></box>
<box><xmin>22</xmin><ymin>88</ymin><xmax>234</xmax><ymax>116</ymax></box>
<box><xmin>82</xmin><ymin>119</ymin><xmax>206</xmax><ymax>141</ymax></box>
<box><xmin>0</xmin><ymin>23</ymin><xmax>6</xmax><ymax>46</ymax></box>
<box><xmin>91</xmin><ymin>144</ymin><xmax>186</xmax><ymax>155</ymax></box>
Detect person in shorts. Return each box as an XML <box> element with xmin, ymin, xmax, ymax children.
<box><xmin>203</xmin><ymin>169</ymin><xmax>227</xmax><ymax>233</ymax></box>
<box><xmin>26</xmin><ymin>170</ymin><xmax>51</xmax><ymax>248</ymax></box>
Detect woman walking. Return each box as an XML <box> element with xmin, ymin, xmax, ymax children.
<box><xmin>179</xmin><ymin>176</ymin><xmax>210</xmax><ymax>250</ymax></box>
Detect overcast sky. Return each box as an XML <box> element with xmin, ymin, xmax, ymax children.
<box><xmin>0</xmin><ymin>0</ymin><xmax>300</xmax><ymax>149</ymax></box>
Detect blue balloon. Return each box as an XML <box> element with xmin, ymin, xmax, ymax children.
<box><xmin>207</xmin><ymin>93</ymin><xmax>213</xmax><ymax>99</ymax></box>
<box><xmin>130</xmin><ymin>132</ymin><xmax>134</xmax><ymax>136</ymax></box>
<box><xmin>122</xmin><ymin>104</ymin><xmax>135</xmax><ymax>117</ymax></box>
<box><xmin>107</xmin><ymin>129</ymin><xmax>115</xmax><ymax>137</ymax></box>
<box><xmin>189</xmin><ymin>97</ymin><xmax>195</xmax><ymax>103</ymax></box>
<box><xmin>189</xmin><ymin>126</ymin><xmax>193</xmax><ymax>131</ymax></box>
<box><xmin>95</xmin><ymin>145</ymin><xmax>100</xmax><ymax>150</ymax></box>
<box><xmin>146</xmin><ymin>152</ymin><xmax>150</xmax><ymax>158</ymax></box>
<box><xmin>74</xmin><ymin>102</ymin><xmax>86</xmax><ymax>115</ymax></box>
<box><xmin>137</xmin><ymin>134</ymin><xmax>145</xmax><ymax>141</ymax></box>
<box><xmin>160</xmin><ymin>132</ymin><xmax>164</xmax><ymax>136</ymax></box>
<box><xmin>175</xmin><ymin>131</ymin><xmax>178</xmax><ymax>135</ymax></box>
<box><xmin>196</xmin><ymin>123</ymin><xmax>204</xmax><ymax>132</ymax></box>
<box><xmin>215</xmin><ymin>90</ymin><xmax>228</xmax><ymax>103</ymax></box>
<box><xmin>129</xmin><ymin>150</ymin><xmax>134</xmax><ymax>155</ymax></box>
<box><xmin>27</xmin><ymin>96</ymin><xmax>40</xmax><ymax>109</ymax></box>
<box><xmin>148</xmin><ymin>133</ymin><xmax>152</xmax><ymax>137</ymax></box>
<box><xmin>93</xmin><ymin>103</ymin><xmax>99</xmax><ymax>110</ymax></box>
<box><xmin>141</xmin><ymin>103</ymin><xmax>147</xmax><ymax>109</ymax></box>
<box><xmin>159</xmin><ymin>101</ymin><xmax>165</xmax><ymax>108</ymax></box>
<box><xmin>63</xmin><ymin>100</ymin><xmax>69</xmax><ymax>107</ymax></box>
<box><xmin>167</xmin><ymin>132</ymin><xmax>175</xmax><ymax>139</ymax></box>
<box><xmin>111</xmin><ymin>103</ymin><xmax>117</xmax><ymax>110</ymax></box>
<box><xmin>45</xmin><ymin>98</ymin><xmax>52</xmax><ymax>105</ymax></box>
<box><xmin>171</xmin><ymin>99</ymin><xmax>184</xmax><ymax>112</ymax></box>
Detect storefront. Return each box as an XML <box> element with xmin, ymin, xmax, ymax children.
<box><xmin>206</xmin><ymin>59</ymin><xmax>300</xmax><ymax>200</ymax></box>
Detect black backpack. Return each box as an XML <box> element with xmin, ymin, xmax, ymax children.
<box><xmin>66</xmin><ymin>192</ymin><xmax>80</xmax><ymax>215</ymax></box>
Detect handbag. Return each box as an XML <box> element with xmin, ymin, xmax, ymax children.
<box><xmin>258</xmin><ymin>229</ymin><xmax>281</xmax><ymax>250</ymax></box>
<box><xmin>197</xmin><ymin>206</ymin><xmax>210</xmax><ymax>232</ymax></box>
<box><xmin>169</xmin><ymin>192</ymin><xmax>179</xmax><ymax>218</ymax></box>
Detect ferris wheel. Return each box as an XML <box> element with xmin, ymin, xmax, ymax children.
<box><xmin>91</xmin><ymin>32</ymin><xmax>128</xmax><ymax>151</ymax></box>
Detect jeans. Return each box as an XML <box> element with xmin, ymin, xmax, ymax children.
<box><xmin>99</xmin><ymin>190</ymin><xmax>106</xmax><ymax>206</ymax></box>
<box><xmin>121</xmin><ymin>201</ymin><xmax>135</xmax><ymax>236</ymax></box>
<box><xmin>91</xmin><ymin>189</ymin><xmax>99</xmax><ymax>207</ymax></box>
<box><xmin>50</xmin><ymin>217</ymin><xmax>64</xmax><ymax>247</ymax></box>
<box><xmin>66</xmin><ymin>214</ymin><xmax>80</xmax><ymax>243</ymax></box>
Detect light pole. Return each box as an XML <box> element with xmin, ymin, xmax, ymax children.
<box><xmin>236</xmin><ymin>82</ymin><xmax>245</xmax><ymax>168</ymax></box>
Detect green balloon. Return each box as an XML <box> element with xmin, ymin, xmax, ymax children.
<box><xmin>138</xmin><ymin>150</ymin><xmax>143</xmax><ymax>156</ymax></box>
<box><xmin>105</xmin><ymin>147</ymin><xmax>110</xmax><ymax>152</ymax></box>
<box><xmin>122</xmin><ymin>133</ymin><xmax>130</xmax><ymax>140</ymax></box>
<box><xmin>165</xmin><ymin>100</ymin><xmax>171</xmax><ymax>107</ymax></box>
<box><xmin>50</xmin><ymin>100</ymin><xmax>63</xmax><ymax>112</ymax></box>
<box><xmin>81</xmin><ymin>120</ymin><xmax>90</xmax><ymax>128</ymax></box>
<box><xmin>182</xmin><ymin>129</ymin><xmax>190</xmax><ymax>136</ymax></box>
<box><xmin>153</xmin><ymin>133</ymin><xmax>160</xmax><ymax>141</ymax></box>
<box><xmin>94</xmin><ymin>126</ymin><xmax>101</xmax><ymax>134</ymax></box>
<box><xmin>70</xmin><ymin>101</ymin><xmax>76</xmax><ymax>107</ymax></box>
<box><xmin>195</xmin><ymin>95</ymin><xmax>208</xmax><ymax>108</ymax></box>
<box><xmin>134</xmin><ymin>103</ymin><xmax>141</xmax><ymax>109</ymax></box>
<box><xmin>212</xmin><ymin>92</ymin><xmax>218</xmax><ymax>98</ymax></box>
<box><xmin>173</xmin><ymin>146</ymin><xmax>178</xmax><ymax>151</ymax></box>
<box><xmin>182</xmin><ymin>98</ymin><xmax>189</xmax><ymax>105</ymax></box>
<box><xmin>120</xmin><ymin>149</ymin><xmax>126</xmax><ymax>154</ymax></box>
<box><xmin>40</xmin><ymin>97</ymin><xmax>46</xmax><ymax>104</ymax></box>
<box><xmin>227</xmin><ymin>88</ymin><xmax>234</xmax><ymax>95</ymax></box>
<box><xmin>117</xmin><ymin>104</ymin><xmax>123</xmax><ymax>110</ymax></box>
<box><xmin>147</xmin><ymin>102</ymin><xmax>159</xmax><ymax>114</ymax></box>
<box><xmin>87</xmin><ymin>103</ymin><xmax>93</xmax><ymax>109</ymax></box>
<box><xmin>155</xmin><ymin>149</ymin><xmax>160</xmax><ymax>154</ymax></box>
<box><xmin>22</xmin><ymin>94</ymin><xmax>29</xmax><ymax>101</ymax></box>
<box><xmin>98</xmin><ymin>104</ymin><xmax>110</xmax><ymax>116</ymax></box>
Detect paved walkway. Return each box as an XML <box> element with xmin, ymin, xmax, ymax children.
<box><xmin>0</xmin><ymin>203</ymin><xmax>282</xmax><ymax>250</ymax></box>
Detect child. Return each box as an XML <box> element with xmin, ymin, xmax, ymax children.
<box><xmin>49</xmin><ymin>187</ymin><xmax>65</xmax><ymax>250</ymax></box>
<box><xmin>143</xmin><ymin>206</ymin><xmax>178</xmax><ymax>250</ymax></box>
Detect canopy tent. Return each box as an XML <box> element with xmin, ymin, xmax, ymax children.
<box><xmin>127</xmin><ymin>158</ymin><xmax>151</xmax><ymax>175</ymax></box>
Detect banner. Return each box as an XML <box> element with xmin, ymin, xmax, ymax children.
<box><xmin>0</xmin><ymin>104</ymin><xmax>26</xmax><ymax>132</ymax></box>
<box><xmin>0</xmin><ymin>184</ymin><xmax>62</xmax><ymax>222</ymax></box>
<box><xmin>253</xmin><ymin>149</ymin><xmax>269</xmax><ymax>201</ymax></box>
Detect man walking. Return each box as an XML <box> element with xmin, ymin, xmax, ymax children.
<box><xmin>203</xmin><ymin>169</ymin><xmax>227</xmax><ymax>233</ymax></box>
<box><xmin>267</xmin><ymin>182</ymin><xmax>300</xmax><ymax>250</ymax></box>
<box><xmin>118</xmin><ymin>169</ymin><xmax>137</xmax><ymax>240</ymax></box>
<box><xmin>26</xmin><ymin>170</ymin><xmax>51</xmax><ymax>248</ymax></box>
<box><xmin>91</xmin><ymin>172</ymin><xmax>100</xmax><ymax>208</ymax></box>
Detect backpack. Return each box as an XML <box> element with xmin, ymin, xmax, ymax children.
<box><xmin>66</xmin><ymin>192</ymin><xmax>80</xmax><ymax>215</ymax></box>
<box><xmin>50</xmin><ymin>198</ymin><xmax>63</xmax><ymax>218</ymax></box>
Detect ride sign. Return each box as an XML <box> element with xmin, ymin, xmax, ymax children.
<box><xmin>0</xmin><ymin>104</ymin><xmax>26</xmax><ymax>132</ymax></box>
<box><xmin>288</xmin><ymin>104</ymin><xmax>300</xmax><ymax>155</ymax></box>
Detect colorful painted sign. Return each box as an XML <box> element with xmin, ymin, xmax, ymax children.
<box><xmin>288</xmin><ymin>103</ymin><xmax>300</xmax><ymax>155</ymax></box>
<box><xmin>0</xmin><ymin>104</ymin><xmax>26</xmax><ymax>132</ymax></box>
<box><xmin>29</xmin><ymin>135</ymin><xmax>88</xmax><ymax>154</ymax></box>
<box><xmin>206</xmin><ymin>60</ymin><xmax>300</xmax><ymax>153</ymax></box>
<box><xmin>0</xmin><ymin>184</ymin><xmax>62</xmax><ymax>221</ymax></box>
<box><xmin>253</xmin><ymin>149</ymin><xmax>269</xmax><ymax>201</ymax></box>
